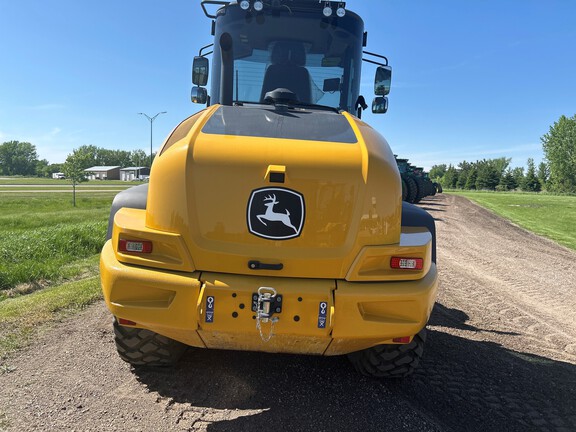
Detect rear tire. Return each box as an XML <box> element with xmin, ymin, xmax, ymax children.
<box><xmin>403</xmin><ymin>175</ymin><xmax>418</xmax><ymax>204</ymax></box>
<box><xmin>413</xmin><ymin>177</ymin><xmax>425</xmax><ymax>203</ymax></box>
<box><xmin>347</xmin><ymin>328</ymin><xmax>427</xmax><ymax>378</ymax></box>
<box><xmin>401</xmin><ymin>178</ymin><xmax>408</xmax><ymax>201</ymax></box>
<box><xmin>113</xmin><ymin>319</ymin><xmax>187</xmax><ymax>367</ymax></box>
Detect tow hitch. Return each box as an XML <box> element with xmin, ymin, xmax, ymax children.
<box><xmin>252</xmin><ymin>286</ymin><xmax>283</xmax><ymax>342</ymax></box>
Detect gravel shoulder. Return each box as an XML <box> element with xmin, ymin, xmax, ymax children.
<box><xmin>1</xmin><ymin>193</ymin><xmax>575</xmax><ymax>432</ymax></box>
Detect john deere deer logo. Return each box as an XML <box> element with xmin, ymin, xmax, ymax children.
<box><xmin>247</xmin><ymin>188</ymin><xmax>305</xmax><ymax>240</ymax></box>
<box><xmin>257</xmin><ymin>194</ymin><xmax>298</xmax><ymax>234</ymax></box>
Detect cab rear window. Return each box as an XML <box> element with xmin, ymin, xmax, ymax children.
<box><xmin>201</xmin><ymin>106</ymin><xmax>358</xmax><ymax>143</ymax></box>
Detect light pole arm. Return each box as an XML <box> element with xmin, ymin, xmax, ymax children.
<box><xmin>138</xmin><ymin>111</ymin><xmax>167</xmax><ymax>168</ymax></box>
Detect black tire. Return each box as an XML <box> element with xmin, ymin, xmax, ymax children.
<box><xmin>347</xmin><ymin>328</ymin><xmax>427</xmax><ymax>378</ymax></box>
<box><xmin>403</xmin><ymin>175</ymin><xmax>418</xmax><ymax>204</ymax></box>
<box><xmin>413</xmin><ymin>176</ymin><xmax>425</xmax><ymax>203</ymax></box>
<box><xmin>113</xmin><ymin>319</ymin><xmax>187</xmax><ymax>367</ymax></box>
<box><xmin>428</xmin><ymin>180</ymin><xmax>436</xmax><ymax>196</ymax></box>
<box><xmin>401</xmin><ymin>178</ymin><xmax>408</xmax><ymax>202</ymax></box>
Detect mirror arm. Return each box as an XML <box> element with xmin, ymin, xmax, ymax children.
<box><xmin>201</xmin><ymin>1</ymin><xmax>229</xmax><ymax>19</ymax></box>
<box><xmin>362</xmin><ymin>51</ymin><xmax>389</xmax><ymax>67</ymax></box>
<box><xmin>199</xmin><ymin>43</ymin><xmax>214</xmax><ymax>57</ymax></box>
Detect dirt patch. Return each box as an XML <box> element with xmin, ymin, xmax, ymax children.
<box><xmin>1</xmin><ymin>194</ymin><xmax>575</xmax><ymax>431</ymax></box>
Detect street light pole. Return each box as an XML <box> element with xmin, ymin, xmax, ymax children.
<box><xmin>138</xmin><ymin>111</ymin><xmax>167</xmax><ymax>168</ymax></box>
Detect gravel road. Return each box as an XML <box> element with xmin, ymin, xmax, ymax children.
<box><xmin>1</xmin><ymin>193</ymin><xmax>575</xmax><ymax>432</ymax></box>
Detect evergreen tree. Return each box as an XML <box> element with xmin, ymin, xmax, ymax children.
<box><xmin>512</xmin><ymin>167</ymin><xmax>525</xmax><ymax>188</ymax></box>
<box><xmin>475</xmin><ymin>162</ymin><xmax>499</xmax><ymax>190</ymax></box>
<box><xmin>465</xmin><ymin>167</ymin><xmax>478</xmax><ymax>189</ymax></box>
<box><xmin>498</xmin><ymin>168</ymin><xmax>517</xmax><ymax>191</ymax></box>
<box><xmin>521</xmin><ymin>158</ymin><xmax>541</xmax><ymax>192</ymax></box>
<box><xmin>456</xmin><ymin>161</ymin><xmax>472</xmax><ymax>189</ymax></box>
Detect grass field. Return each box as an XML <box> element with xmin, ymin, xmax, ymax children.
<box><xmin>0</xmin><ymin>192</ymin><xmax>117</xmax><ymax>294</ymax></box>
<box><xmin>449</xmin><ymin>191</ymin><xmax>576</xmax><ymax>251</ymax></box>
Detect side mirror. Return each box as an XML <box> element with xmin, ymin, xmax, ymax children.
<box><xmin>191</xmin><ymin>86</ymin><xmax>208</xmax><ymax>104</ymax></box>
<box><xmin>374</xmin><ymin>66</ymin><xmax>392</xmax><ymax>96</ymax></box>
<box><xmin>372</xmin><ymin>96</ymin><xmax>388</xmax><ymax>114</ymax></box>
<box><xmin>192</xmin><ymin>56</ymin><xmax>209</xmax><ymax>86</ymax></box>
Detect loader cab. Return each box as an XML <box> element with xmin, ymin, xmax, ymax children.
<box><xmin>194</xmin><ymin>0</ymin><xmax>391</xmax><ymax>116</ymax></box>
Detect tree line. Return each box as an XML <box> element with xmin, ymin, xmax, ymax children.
<box><xmin>0</xmin><ymin>142</ymin><xmax>151</xmax><ymax>178</ymax></box>
<box><xmin>429</xmin><ymin>114</ymin><xmax>576</xmax><ymax>194</ymax></box>
<box><xmin>429</xmin><ymin>157</ymin><xmax>545</xmax><ymax>192</ymax></box>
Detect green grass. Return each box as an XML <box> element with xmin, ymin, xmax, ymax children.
<box><xmin>449</xmin><ymin>191</ymin><xmax>576</xmax><ymax>251</ymax></box>
<box><xmin>0</xmin><ymin>193</ymin><xmax>114</xmax><ymax>231</ymax></box>
<box><xmin>0</xmin><ymin>193</ymin><xmax>114</xmax><ymax>291</ymax></box>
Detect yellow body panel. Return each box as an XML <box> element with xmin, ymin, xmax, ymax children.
<box><xmin>101</xmin><ymin>242</ymin><xmax>438</xmax><ymax>355</ymax></box>
<box><xmin>100</xmin><ymin>105</ymin><xmax>439</xmax><ymax>355</ymax></box>
<box><xmin>143</xmin><ymin>105</ymin><xmax>402</xmax><ymax>279</ymax></box>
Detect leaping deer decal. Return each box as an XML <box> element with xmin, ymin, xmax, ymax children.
<box><xmin>257</xmin><ymin>194</ymin><xmax>298</xmax><ymax>233</ymax></box>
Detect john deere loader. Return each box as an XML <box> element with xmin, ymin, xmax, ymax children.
<box><xmin>100</xmin><ymin>0</ymin><xmax>438</xmax><ymax>378</ymax></box>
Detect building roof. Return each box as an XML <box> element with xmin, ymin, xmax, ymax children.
<box><xmin>84</xmin><ymin>166</ymin><xmax>121</xmax><ymax>172</ymax></box>
<box><xmin>120</xmin><ymin>167</ymin><xmax>148</xmax><ymax>171</ymax></box>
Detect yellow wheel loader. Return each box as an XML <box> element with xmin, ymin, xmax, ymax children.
<box><xmin>100</xmin><ymin>0</ymin><xmax>438</xmax><ymax>378</ymax></box>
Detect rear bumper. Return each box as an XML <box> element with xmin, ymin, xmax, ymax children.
<box><xmin>100</xmin><ymin>240</ymin><xmax>438</xmax><ymax>355</ymax></box>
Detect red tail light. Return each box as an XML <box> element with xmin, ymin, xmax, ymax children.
<box><xmin>118</xmin><ymin>318</ymin><xmax>137</xmax><ymax>326</ymax></box>
<box><xmin>119</xmin><ymin>239</ymin><xmax>153</xmax><ymax>254</ymax></box>
<box><xmin>393</xmin><ymin>336</ymin><xmax>412</xmax><ymax>343</ymax></box>
<box><xmin>390</xmin><ymin>257</ymin><xmax>423</xmax><ymax>270</ymax></box>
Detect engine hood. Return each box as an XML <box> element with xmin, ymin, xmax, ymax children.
<box><xmin>146</xmin><ymin>105</ymin><xmax>401</xmax><ymax>279</ymax></box>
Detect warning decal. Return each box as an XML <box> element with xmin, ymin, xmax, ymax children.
<box><xmin>318</xmin><ymin>301</ymin><xmax>328</xmax><ymax>329</ymax></box>
<box><xmin>206</xmin><ymin>296</ymin><xmax>215</xmax><ymax>323</ymax></box>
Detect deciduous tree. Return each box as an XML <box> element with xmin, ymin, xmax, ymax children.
<box><xmin>541</xmin><ymin>114</ymin><xmax>576</xmax><ymax>193</ymax></box>
<box><xmin>63</xmin><ymin>147</ymin><xmax>93</xmax><ymax>206</ymax></box>
<box><xmin>0</xmin><ymin>141</ymin><xmax>39</xmax><ymax>176</ymax></box>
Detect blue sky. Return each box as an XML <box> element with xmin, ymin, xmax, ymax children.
<box><xmin>1</xmin><ymin>0</ymin><xmax>575</xmax><ymax>170</ymax></box>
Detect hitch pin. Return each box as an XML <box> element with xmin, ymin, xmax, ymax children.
<box><xmin>257</xmin><ymin>286</ymin><xmax>277</xmax><ymax>323</ymax></box>
<box><xmin>256</xmin><ymin>286</ymin><xmax>278</xmax><ymax>342</ymax></box>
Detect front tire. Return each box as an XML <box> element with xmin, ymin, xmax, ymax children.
<box><xmin>347</xmin><ymin>328</ymin><xmax>427</xmax><ymax>378</ymax></box>
<box><xmin>113</xmin><ymin>319</ymin><xmax>187</xmax><ymax>367</ymax></box>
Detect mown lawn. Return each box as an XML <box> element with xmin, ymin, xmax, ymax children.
<box><xmin>0</xmin><ymin>192</ymin><xmax>116</xmax><ymax>294</ymax></box>
<box><xmin>448</xmin><ymin>191</ymin><xmax>576</xmax><ymax>251</ymax></box>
